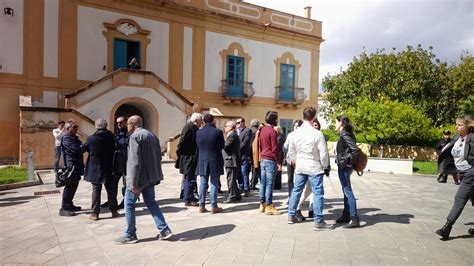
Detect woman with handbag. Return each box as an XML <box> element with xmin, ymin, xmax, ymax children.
<box><xmin>59</xmin><ymin>121</ymin><xmax>85</xmax><ymax>217</ymax></box>
<box><xmin>335</xmin><ymin>115</ymin><xmax>360</xmax><ymax>228</ymax></box>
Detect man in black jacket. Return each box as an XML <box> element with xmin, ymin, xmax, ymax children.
<box><xmin>177</xmin><ymin>113</ymin><xmax>202</xmax><ymax>207</ymax></box>
<box><xmin>249</xmin><ymin>119</ymin><xmax>260</xmax><ymax>190</ymax></box>
<box><xmin>83</xmin><ymin>118</ymin><xmax>118</xmax><ymax>220</ymax></box>
<box><xmin>436</xmin><ymin>130</ymin><xmax>459</xmax><ymax>184</ymax></box>
<box><xmin>59</xmin><ymin>121</ymin><xmax>84</xmax><ymax>217</ymax></box>
<box><xmin>237</xmin><ymin>118</ymin><xmax>252</xmax><ymax>197</ymax></box>
<box><xmin>223</xmin><ymin>120</ymin><xmax>242</xmax><ymax>203</ymax></box>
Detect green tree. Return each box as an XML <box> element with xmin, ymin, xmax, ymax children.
<box><xmin>345</xmin><ymin>99</ymin><xmax>438</xmax><ymax>146</ymax></box>
<box><xmin>321</xmin><ymin>46</ymin><xmax>474</xmax><ymax>128</ymax></box>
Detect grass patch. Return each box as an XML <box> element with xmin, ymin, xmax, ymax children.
<box><xmin>413</xmin><ymin>160</ymin><xmax>438</xmax><ymax>175</ymax></box>
<box><xmin>0</xmin><ymin>166</ymin><xmax>28</xmax><ymax>185</ymax></box>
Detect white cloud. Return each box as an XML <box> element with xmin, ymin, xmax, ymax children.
<box><xmin>246</xmin><ymin>0</ymin><xmax>474</xmax><ymax>89</ymax></box>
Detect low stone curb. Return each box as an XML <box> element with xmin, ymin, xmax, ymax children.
<box><xmin>0</xmin><ymin>171</ymin><xmax>43</xmax><ymax>191</ymax></box>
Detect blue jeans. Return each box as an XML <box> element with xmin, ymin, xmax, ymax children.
<box><xmin>54</xmin><ymin>146</ymin><xmax>61</xmax><ymax>174</ymax></box>
<box><xmin>124</xmin><ymin>184</ymin><xmax>169</xmax><ymax>238</ymax></box>
<box><xmin>240</xmin><ymin>159</ymin><xmax>251</xmax><ymax>191</ymax></box>
<box><xmin>338</xmin><ymin>167</ymin><xmax>358</xmax><ymax>217</ymax></box>
<box><xmin>259</xmin><ymin>159</ymin><xmax>276</xmax><ymax>205</ymax></box>
<box><xmin>183</xmin><ymin>175</ymin><xmax>197</xmax><ymax>203</ymax></box>
<box><xmin>288</xmin><ymin>173</ymin><xmax>325</xmax><ymax>223</ymax></box>
<box><xmin>199</xmin><ymin>175</ymin><xmax>219</xmax><ymax>208</ymax></box>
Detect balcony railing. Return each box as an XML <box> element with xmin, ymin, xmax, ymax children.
<box><xmin>275</xmin><ymin>86</ymin><xmax>306</xmax><ymax>105</ymax></box>
<box><xmin>220</xmin><ymin>79</ymin><xmax>255</xmax><ymax>102</ymax></box>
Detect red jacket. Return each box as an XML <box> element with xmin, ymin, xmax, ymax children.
<box><xmin>259</xmin><ymin>125</ymin><xmax>278</xmax><ymax>162</ymax></box>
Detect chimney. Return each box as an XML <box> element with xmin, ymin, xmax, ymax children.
<box><xmin>304</xmin><ymin>6</ymin><xmax>312</xmax><ymax>19</ymax></box>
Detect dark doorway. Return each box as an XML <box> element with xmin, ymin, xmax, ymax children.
<box><xmin>113</xmin><ymin>38</ymin><xmax>141</xmax><ymax>70</ymax></box>
<box><xmin>114</xmin><ymin>104</ymin><xmax>145</xmax><ymax>133</ymax></box>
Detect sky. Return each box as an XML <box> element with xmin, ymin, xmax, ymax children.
<box><xmin>245</xmin><ymin>0</ymin><xmax>474</xmax><ymax>90</ymax></box>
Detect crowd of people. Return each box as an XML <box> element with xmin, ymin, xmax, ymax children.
<box><xmin>52</xmin><ymin>109</ymin><xmax>473</xmax><ymax>244</ymax></box>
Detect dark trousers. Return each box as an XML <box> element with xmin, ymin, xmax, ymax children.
<box><xmin>226</xmin><ymin>167</ymin><xmax>241</xmax><ymax>200</ymax></box>
<box><xmin>54</xmin><ymin>146</ymin><xmax>61</xmax><ymax>174</ymax></box>
<box><xmin>250</xmin><ymin>162</ymin><xmax>261</xmax><ymax>188</ymax></box>
<box><xmin>61</xmin><ymin>181</ymin><xmax>79</xmax><ymax>210</ymax></box>
<box><xmin>447</xmin><ymin>169</ymin><xmax>474</xmax><ymax>223</ymax></box>
<box><xmin>287</xmin><ymin>163</ymin><xmax>295</xmax><ymax>198</ymax></box>
<box><xmin>183</xmin><ymin>175</ymin><xmax>197</xmax><ymax>203</ymax></box>
<box><xmin>91</xmin><ymin>178</ymin><xmax>118</xmax><ymax>215</ymax></box>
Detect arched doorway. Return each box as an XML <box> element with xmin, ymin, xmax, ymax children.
<box><xmin>113</xmin><ymin>102</ymin><xmax>153</xmax><ymax>133</ymax></box>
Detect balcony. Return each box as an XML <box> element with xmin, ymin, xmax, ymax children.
<box><xmin>220</xmin><ymin>79</ymin><xmax>255</xmax><ymax>104</ymax></box>
<box><xmin>275</xmin><ymin>86</ymin><xmax>307</xmax><ymax>107</ymax></box>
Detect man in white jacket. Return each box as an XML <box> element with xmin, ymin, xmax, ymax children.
<box><xmin>286</xmin><ymin>107</ymin><xmax>334</xmax><ymax>231</ymax></box>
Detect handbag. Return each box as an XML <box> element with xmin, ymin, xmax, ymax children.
<box><xmin>55</xmin><ymin>165</ymin><xmax>79</xmax><ymax>187</ymax></box>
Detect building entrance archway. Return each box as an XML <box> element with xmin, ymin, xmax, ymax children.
<box><xmin>112</xmin><ymin>100</ymin><xmax>158</xmax><ymax>135</ymax></box>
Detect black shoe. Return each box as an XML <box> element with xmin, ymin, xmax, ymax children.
<box><xmin>343</xmin><ymin>216</ymin><xmax>360</xmax><ymax>228</ymax></box>
<box><xmin>336</xmin><ymin>214</ymin><xmax>350</xmax><ymax>223</ymax></box>
<box><xmin>117</xmin><ymin>201</ymin><xmax>124</xmax><ymax>210</ymax></box>
<box><xmin>296</xmin><ymin>210</ymin><xmax>307</xmax><ymax>222</ymax></box>
<box><xmin>218</xmin><ymin>189</ymin><xmax>224</xmax><ymax>194</ymax></box>
<box><xmin>308</xmin><ymin>210</ymin><xmax>314</xmax><ymax>219</ymax></box>
<box><xmin>101</xmin><ymin>201</ymin><xmax>109</xmax><ymax>208</ymax></box>
<box><xmin>59</xmin><ymin>209</ymin><xmax>76</xmax><ymax>217</ymax></box>
<box><xmin>435</xmin><ymin>220</ymin><xmax>453</xmax><ymax>240</ymax></box>
<box><xmin>244</xmin><ymin>191</ymin><xmax>250</xmax><ymax>197</ymax></box>
<box><xmin>69</xmin><ymin>205</ymin><xmax>81</xmax><ymax>212</ymax></box>
<box><xmin>313</xmin><ymin>221</ymin><xmax>335</xmax><ymax>231</ymax></box>
<box><xmin>111</xmin><ymin>211</ymin><xmax>120</xmax><ymax>218</ymax></box>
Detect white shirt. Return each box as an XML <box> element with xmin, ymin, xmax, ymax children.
<box><xmin>287</xmin><ymin>121</ymin><xmax>329</xmax><ymax>176</ymax></box>
<box><xmin>53</xmin><ymin>128</ymin><xmax>65</xmax><ymax>147</ymax></box>
<box><xmin>452</xmin><ymin>136</ymin><xmax>470</xmax><ymax>171</ymax></box>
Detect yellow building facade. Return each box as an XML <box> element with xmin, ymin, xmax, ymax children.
<box><xmin>0</xmin><ymin>0</ymin><xmax>323</xmax><ymax>168</ymax></box>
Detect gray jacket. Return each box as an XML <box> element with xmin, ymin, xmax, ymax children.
<box><xmin>126</xmin><ymin>127</ymin><xmax>164</xmax><ymax>192</ymax></box>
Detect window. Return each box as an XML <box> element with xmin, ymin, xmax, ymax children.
<box><xmin>226</xmin><ymin>56</ymin><xmax>245</xmax><ymax>97</ymax></box>
<box><xmin>113</xmin><ymin>38</ymin><xmax>141</xmax><ymax>70</ymax></box>
<box><xmin>279</xmin><ymin>64</ymin><xmax>295</xmax><ymax>101</ymax></box>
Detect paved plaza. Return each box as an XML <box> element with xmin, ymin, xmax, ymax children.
<box><xmin>0</xmin><ymin>160</ymin><xmax>473</xmax><ymax>265</ymax></box>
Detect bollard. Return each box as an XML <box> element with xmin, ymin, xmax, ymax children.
<box><xmin>27</xmin><ymin>149</ymin><xmax>35</xmax><ymax>181</ymax></box>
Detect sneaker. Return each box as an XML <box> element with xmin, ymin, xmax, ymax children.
<box><xmin>313</xmin><ymin>221</ymin><xmax>335</xmax><ymax>231</ymax></box>
<box><xmin>288</xmin><ymin>216</ymin><xmax>298</xmax><ymax>224</ymax></box>
<box><xmin>89</xmin><ymin>213</ymin><xmax>99</xmax><ymax>221</ymax></box>
<box><xmin>59</xmin><ymin>209</ymin><xmax>75</xmax><ymax>217</ymax></box>
<box><xmin>158</xmin><ymin>228</ymin><xmax>173</xmax><ymax>240</ymax></box>
<box><xmin>114</xmin><ymin>235</ymin><xmax>138</xmax><ymax>245</ymax></box>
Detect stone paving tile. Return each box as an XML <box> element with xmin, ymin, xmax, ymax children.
<box><xmin>0</xmin><ymin>163</ymin><xmax>473</xmax><ymax>265</ymax></box>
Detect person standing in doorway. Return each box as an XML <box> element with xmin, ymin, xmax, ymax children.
<box><xmin>53</xmin><ymin>121</ymin><xmax>65</xmax><ymax>177</ymax></box>
<box><xmin>196</xmin><ymin>114</ymin><xmax>225</xmax><ymax>214</ymax></box>
<box><xmin>115</xmin><ymin>115</ymin><xmax>172</xmax><ymax>244</ymax></box>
